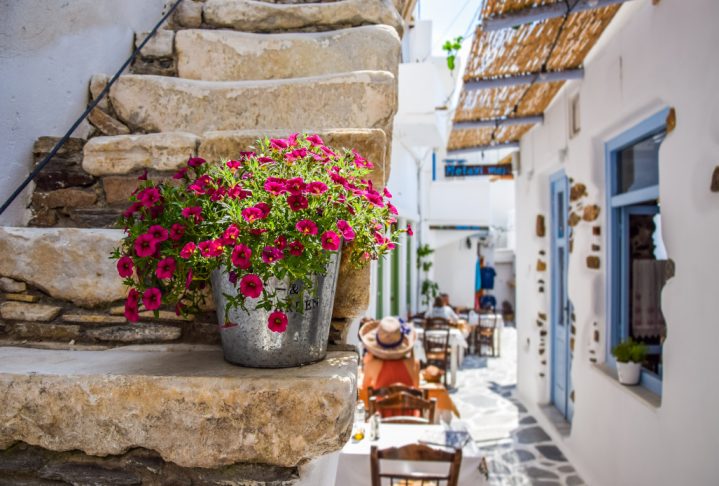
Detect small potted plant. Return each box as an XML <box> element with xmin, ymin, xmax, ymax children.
<box><xmin>113</xmin><ymin>133</ymin><xmax>408</xmax><ymax>368</ymax></box>
<box><xmin>611</xmin><ymin>338</ymin><xmax>647</xmax><ymax>385</ymax></box>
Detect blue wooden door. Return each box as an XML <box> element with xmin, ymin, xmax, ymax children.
<box><xmin>550</xmin><ymin>172</ymin><xmax>572</xmax><ymax>420</ymax></box>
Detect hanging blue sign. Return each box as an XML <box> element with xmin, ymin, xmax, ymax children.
<box><xmin>444</xmin><ymin>164</ymin><xmax>512</xmax><ymax>178</ymax></box>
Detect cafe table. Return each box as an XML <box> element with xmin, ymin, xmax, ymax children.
<box><xmin>413</xmin><ymin>327</ymin><xmax>469</xmax><ymax>388</ymax></box>
<box><xmin>335</xmin><ymin>423</ymin><xmax>487</xmax><ymax>486</ymax></box>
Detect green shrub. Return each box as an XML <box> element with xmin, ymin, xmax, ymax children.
<box><xmin>611</xmin><ymin>338</ymin><xmax>648</xmax><ymax>363</ymax></box>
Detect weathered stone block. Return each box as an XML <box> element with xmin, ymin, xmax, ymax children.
<box><xmin>32</xmin><ymin>188</ymin><xmax>97</xmax><ymax>209</ymax></box>
<box><xmin>203</xmin><ymin>0</ymin><xmax>403</xmax><ymax>35</ymax></box>
<box><xmin>176</xmin><ymin>26</ymin><xmax>400</xmax><ymax>81</ymax></box>
<box><xmin>88</xmin><ymin>108</ymin><xmax>130</xmax><ymax>136</ymax></box>
<box><xmin>89</xmin><ymin>73</ymin><xmax>110</xmax><ymax>111</ymax></box>
<box><xmin>68</xmin><ymin>208</ymin><xmax>122</xmax><ymax>228</ymax></box>
<box><xmin>85</xmin><ymin>324</ymin><xmax>182</xmax><ymax>343</ymax></box>
<box><xmin>200</xmin><ymin>128</ymin><xmax>389</xmax><ymax>187</ymax></box>
<box><xmin>0</xmin><ymin>346</ymin><xmax>358</xmax><ymax>468</ymax></box>
<box><xmin>11</xmin><ymin>322</ymin><xmax>81</xmax><ymax>341</ymax></box>
<box><xmin>34</xmin><ymin>164</ymin><xmax>96</xmax><ymax>191</ymax></box>
<box><xmin>61</xmin><ymin>313</ymin><xmax>127</xmax><ymax>325</ymax></box>
<box><xmin>33</xmin><ymin>136</ymin><xmax>85</xmax><ymax>166</ymax></box>
<box><xmin>108</xmin><ymin>306</ymin><xmax>194</xmax><ymax>321</ymax></box>
<box><xmin>0</xmin><ymin>302</ymin><xmax>61</xmax><ymax>322</ymax></box>
<box><xmin>586</xmin><ymin>256</ymin><xmax>601</xmax><ymax>269</ymax></box>
<box><xmin>2</xmin><ymin>293</ymin><xmax>39</xmax><ymax>303</ymax></box>
<box><xmin>0</xmin><ymin>227</ymin><xmax>126</xmax><ymax>307</ymax></box>
<box><xmin>332</xmin><ymin>252</ymin><xmax>370</xmax><ymax>319</ymax></box>
<box><xmin>582</xmin><ymin>204</ymin><xmax>601</xmax><ymax>222</ymax></box>
<box><xmin>39</xmin><ymin>463</ymin><xmax>142</xmax><ymax>486</ymax></box>
<box><xmin>83</xmin><ymin>132</ymin><xmax>199</xmax><ymax>176</ymax></box>
<box><xmin>0</xmin><ymin>277</ymin><xmax>26</xmax><ymax>293</ymax></box>
<box><xmin>535</xmin><ymin>214</ymin><xmax>545</xmax><ymax>237</ymax></box>
<box><xmin>135</xmin><ymin>30</ymin><xmax>175</xmax><ymax>58</ymax></box>
<box><xmin>109</xmin><ymin>72</ymin><xmax>397</xmax><ymax>135</ymax></box>
<box><xmin>174</xmin><ymin>0</ymin><xmax>203</xmax><ymax>28</ymax></box>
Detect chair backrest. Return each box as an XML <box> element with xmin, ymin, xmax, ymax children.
<box><xmin>425</xmin><ymin>316</ymin><xmax>451</xmax><ymax>330</ymax></box>
<box><xmin>423</xmin><ymin>326</ymin><xmax>450</xmax><ymax>358</ymax></box>
<box><xmin>370</xmin><ymin>443</ymin><xmax>462</xmax><ymax>486</ymax></box>
<box><xmin>368</xmin><ymin>383</ymin><xmax>429</xmax><ymax>400</ymax></box>
<box><xmin>368</xmin><ymin>391</ymin><xmax>437</xmax><ymax>423</ymax></box>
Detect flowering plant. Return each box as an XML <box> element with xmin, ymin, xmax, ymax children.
<box><xmin>112</xmin><ymin>133</ymin><xmax>410</xmax><ymax>332</ymax></box>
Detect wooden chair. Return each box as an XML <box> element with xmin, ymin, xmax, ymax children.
<box><xmin>422</xmin><ymin>318</ymin><xmax>451</xmax><ymax>387</ymax></box>
<box><xmin>475</xmin><ymin>311</ymin><xmax>498</xmax><ymax>357</ymax></box>
<box><xmin>368</xmin><ymin>391</ymin><xmax>437</xmax><ymax>423</ymax></box>
<box><xmin>370</xmin><ymin>443</ymin><xmax>462</xmax><ymax>486</ymax></box>
<box><xmin>368</xmin><ymin>383</ymin><xmax>429</xmax><ymax>401</ymax></box>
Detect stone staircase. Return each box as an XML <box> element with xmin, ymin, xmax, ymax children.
<box><xmin>2</xmin><ymin>0</ymin><xmax>401</xmax><ymax>349</ymax></box>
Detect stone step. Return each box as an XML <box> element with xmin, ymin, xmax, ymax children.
<box><xmin>0</xmin><ymin>345</ymin><xmax>357</xmax><ymax>468</ymax></box>
<box><xmin>108</xmin><ymin>71</ymin><xmax>397</xmax><ymax>135</ymax></box>
<box><xmin>175</xmin><ymin>25</ymin><xmax>400</xmax><ymax>81</ymax></box>
<box><xmin>84</xmin><ymin>128</ymin><xmax>390</xmax><ymax>186</ymax></box>
<box><xmin>192</xmin><ymin>0</ymin><xmax>403</xmax><ymax>35</ymax></box>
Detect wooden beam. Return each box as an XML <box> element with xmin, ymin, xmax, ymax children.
<box><xmin>454</xmin><ymin>115</ymin><xmax>543</xmax><ymax>130</ymax></box>
<box><xmin>482</xmin><ymin>0</ymin><xmax>631</xmax><ymax>32</ymax></box>
<box><xmin>464</xmin><ymin>69</ymin><xmax>583</xmax><ymax>91</ymax></box>
<box><xmin>447</xmin><ymin>142</ymin><xmax>519</xmax><ymax>155</ymax></box>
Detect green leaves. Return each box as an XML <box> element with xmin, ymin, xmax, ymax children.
<box><xmin>611</xmin><ymin>338</ymin><xmax>648</xmax><ymax>363</ymax></box>
<box><xmin>442</xmin><ymin>36</ymin><xmax>463</xmax><ymax>71</ymax></box>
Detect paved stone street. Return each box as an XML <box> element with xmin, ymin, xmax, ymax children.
<box><xmin>453</xmin><ymin>327</ymin><xmax>585</xmax><ymax>486</ymax></box>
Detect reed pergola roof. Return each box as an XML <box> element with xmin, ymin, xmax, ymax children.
<box><xmin>448</xmin><ymin>0</ymin><xmax>622</xmax><ymax>152</ymax></box>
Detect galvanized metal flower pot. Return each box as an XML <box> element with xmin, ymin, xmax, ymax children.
<box><xmin>210</xmin><ymin>251</ymin><xmax>341</xmax><ymax>368</ymax></box>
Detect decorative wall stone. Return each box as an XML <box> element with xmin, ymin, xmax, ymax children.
<box><xmin>711</xmin><ymin>166</ymin><xmax>719</xmax><ymax>192</ymax></box>
<box><xmin>582</xmin><ymin>204</ymin><xmax>601</xmax><ymax>222</ymax></box>
<box><xmin>83</xmin><ymin>132</ymin><xmax>199</xmax><ymax>176</ymax></box>
<box><xmin>536</xmin><ymin>260</ymin><xmax>547</xmax><ymax>272</ymax></box>
<box><xmin>329</xmin><ymin>318</ymin><xmax>353</xmax><ymax>345</ymax></box>
<box><xmin>85</xmin><ymin>324</ymin><xmax>182</xmax><ymax>343</ymax></box>
<box><xmin>135</xmin><ymin>30</ymin><xmax>175</xmax><ymax>58</ymax></box>
<box><xmin>89</xmin><ymin>73</ymin><xmax>110</xmax><ymax>111</ymax></box>
<box><xmin>11</xmin><ymin>322</ymin><xmax>81</xmax><ymax>341</ymax></box>
<box><xmin>0</xmin><ymin>302</ymin><xmax>62</xmax><ymax>322</ymax></box>
<box><xmin>586</xmin><ymin>256</ymin><xmax>600</xmax><ymax>269</ymax></box>
<box><xmin>570</xmin><ymin>183</ymin><xmax>587</xmax><ymax>202</ymax></box>
<box><xmin>33</xmin><ymin>137</ymin><xmax>95</xmax><ymax>191</ymax></box>
<box><xmin>568</xmin><ymin>212</ymin><xmax>581</xmax><ymax>227</ymax></box>
<box><xmin>665</xmin><ymin>107</ymin><xmax>676</xmax><ymax>133</ymax></box>
<box><xmin>32</xmin><ymin>188</ymin><xmax>97</xmax><ymax>209</ymax></box>
<box><xmin>536</xmin><ymin>214</ymin><xmax>546</xmax><ymax>237</ymax></box>
<box><xmin>88</xmin><ymin>108</ymin><xmax>131</xmax><ymax>136</ymax></box>
<box><xmin>0</xmin><ymin>277</ymin><xmax>26</xmax><ymax>293</ymax></box>
<box><xmin>174</xmin><ymin>0</ymin><xmax>203</xmax><ymax>28</ymax></box>
<box><xmin>61</xmin><ymin>314</ymin><xmax>127</xmax><ymax>324</ymax></box>
<box><xmin>69</xmin><ymin>208</ymin><xmax>122</xmax><ymax>228</ymax></box>
<box><xmin>0</xmin><ymin>228</ymin><xmax>126</xmax><ymax>307</ymax></box>
<box><xmin>2</xmin><ymin>293</ymin><xmax>40</xmax><ymax>303</ymax></box>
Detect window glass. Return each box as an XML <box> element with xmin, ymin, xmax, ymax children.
<box><xmin>616</xmin><ymin>131</ymin><xmax>665</xmax><ymax>194</ymax></box>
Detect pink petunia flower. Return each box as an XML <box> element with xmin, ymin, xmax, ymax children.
<box><xmin>242</xmin><ymin>207</ymin><xmax>263</xmax><ymax>223</ymax></box>
<box><xmin>364</xmin><ymin>190</ymin><xmax>384</xmax><ymax>208</ymax></box>
<box><xmin>222</xmin><ymin>224</ymin><xmax>240</xmax><ymax>245</ymax></box>
<box><xmin>148</xmin><ymin>225</ymin><xmax>169</xmax><ymax>242</ymax></box>
<box><xmin>226</xmin><ymin>159</ymin><xmax>242</xmax><ymax>170</ymax></box>
<box><xmin>264</xmin><ymin>178</ymin><xmax>287</xmax><ymax>195</ymax></box>
<box><xmin>169</xmin><ymin>223</ymin><xmax>185</xmax><ymax>241</ymax></box>
<box><xmin>256</xmin><ymin>202</ymin><xmax>271</xmax><ymax>218</ymax></box>
<box><xmin>122</xmin><ymin>202</ymin><xmax>142</xmax><ymax>218</ymax></box>
<box><xmin>227</xmin><ymin>185</ymin><xmax>251</xmax><ymax>200</ymax></box>
<box><xmin>407</xmin><ymin>224</ymin><xmax>414</xmax><ymax>236</ymax></box>
<box><xmin>138</xmin><ymin>169</ymin><xmax>148</xmax><ymax>181</ymax></box>
<box><xmin>142</xmin><ymin>287</ymin><xmax>162</xmax><ymax>310</ymax></box>
<box><xmin>173</xmin><ymin>167</ymin><xmax>189</xmax><ymax>180</ymax></box>
<box><xmin>125</xmin><ymin>289</ymin><xmax>140</xmax><ymax>322</ymax></box>
<box><xmin>287</xmin><ymin>194</ymin><xmax>309</xmax><ymax>212</ymax></box>
<box><xmin>285</xmin><ymin>177</ymin><xmax>306</xmax><ymax>195</ymax></box>
<box><xmin>289</xmin><ymin>240</ymin><xmax>304</xmax><ymax>256</ymax></box>
<box><xmin>321</xmin><ymin>231</ymin><xmax>341</xmax><ymax>251</ymax></box>
<box><xmin>383</xmin><ymin>187</ymin><xmax>392</xmax><ymax>198</ymax></box>
<box><xmin>306</xmin><ymin>134</ymin><xmax>324</xmax><ymax>147</ymax></box>
<box><xmin>285</xmin><ymin>148</ymin><xmax>308</xmax><ymax>162</ymax></box>
<box><xmin>307</xmin><ymin>181</ymin><xmax>328</xmax><ymax>195</ymax></box>
<box><xmin>231</xmin><ymin>243</ymin><xmax>252</xmax><ymax>269</ymax></box>
<box><xmin>156</xmin><ymin>257</ymin><xmax>176</xmax><ymax>280</ymax></box>
<box><xmin>185</xmin><ymin>269</ymin><xmax>193</xmax><ymax>289</ymax></box>
<box><xmin>287</xmin><ymin>133</ymin><xmax>299</xmax><ymax>146</ymax></box>
<box><xmin>137</xmin><ymin>187</ymin><xmax>161</xmax><ymax>208</ymax></box>
<box><xmin>270</xmin><ymin>138</ymin><xmax>289</xmax><ymax>150</ymax></box>
<box><xmin>199</xmin><ymin>239</ymin><xmax>224</xmax><ymax>258</ymax></box>
<box><xmin>387</xmin><ymin>203</ymin><xmax>398</xmax><ymax>215</ymax></box>
<box><xmin>268</xmin><ymin>311</ymin><xmax>288</xmax><ymax>333</ymax></box>
<box><xmin>117</xmin><ymin>256</ymin><xmax>134</xmax><ymax>278</ymax></box>
<box><xmin>179</xmin><ymin>242</ymin><xmax>196</xmax><ymax>259</ymax></box>
<box><xmin>274</xmin><ymin>235</ymin><xmax>287</xmax><ymax>250</ymax></box>
<box><xmin>261</xmin><ymin>246</ymin><xmax>284</xmax><ymax>264</ymax></box>
<box><xmin>181</xmin><ymin>206</ymin><xmax>203</xmax><ymax>223</ymax></box>
<box><xmin>187</xmin><ymin>157</ymin><xmax>206</xmax><ymax>167</ymax></box>
<box><xmin>295</xmin><ymin>219</ymin><xmax>318</xmax><ymax>235</ymax></box>
<box><xmin>258</xmin><ymin>156</ymin><xmax>274</xmax><ymax>164</ymax></box>
<box><xmin>134</xmin><ymin>233</ymin><xmax>157</xmax><ymax>258</ymax></box>
<box><xmin>336</xmin><ymin>220</ymin><xmax>355</xmax><ymax>241</ymax></box>
<box><xmin>239</xmin><ymin>274</ymin><xmax>263</xmax><ymax>299</ymax></box>
<box><xmin>228</xmin><ymin>271</ymin><xmax>238</xmax><ymax>284</ymax></box>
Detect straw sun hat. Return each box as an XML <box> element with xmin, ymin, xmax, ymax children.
<box><xmin>359</xmin><ymin>316</ymin><xmax>416</xmax><ymax>360</ymax></box>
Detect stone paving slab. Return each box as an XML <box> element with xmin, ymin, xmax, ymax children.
<box><xmin>0</xmin><ymin>346</ymin><xmax>358</xmax><ymax>469</ymax></box>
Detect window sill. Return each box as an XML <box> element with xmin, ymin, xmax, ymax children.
<box><xmin>592</xmin><ymin>363</ymin><xmax>662</xmax><ymax>410</ymax></box>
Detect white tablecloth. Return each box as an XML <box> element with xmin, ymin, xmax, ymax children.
<box><xmin>335</xmin><ymin>424</ymin><xmax>486</xmax><ymax>486</ymax></box>
<box><xmin>414</xmin><ymin>328</ymin><xmax>468</xmax><ymax>388</ymax></box>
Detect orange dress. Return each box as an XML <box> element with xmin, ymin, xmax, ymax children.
<box><xmin>361</xmin><ymin>352</ymin><xmax>421</xmax><ymax>417</ymax></box>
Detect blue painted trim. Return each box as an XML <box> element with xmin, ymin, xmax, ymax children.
<box><xmin>432</xmin><ymin>151</ymin><xmax>437</xmax><ymax>181</ymax></box>
<box><xmin>605</xmin><ymin>108</ymin><xmax>668</xmax><ymax>397</ymax></box>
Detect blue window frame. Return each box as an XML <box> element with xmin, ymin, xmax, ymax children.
<box><xmin>605</xmin><ymin>108</ymin><xmax>669</xmax><ymax>396</ymax></box>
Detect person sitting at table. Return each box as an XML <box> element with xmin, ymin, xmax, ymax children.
<box><xmin>359</xmin><ymin>317</ymin><xmax>420</xmax><ymax>403</ymax></box>
<box><xmin>428</xmin><ymin>295</ymin><xmax>460</xmax><ymax>322</ymax></box>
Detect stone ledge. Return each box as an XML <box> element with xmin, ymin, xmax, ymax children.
<box><xmin>0</xmin><ymin>345</ymin><xmax>358</xmax><ymax>468</ymax></box>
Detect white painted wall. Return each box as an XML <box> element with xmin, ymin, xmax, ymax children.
<box><xmin>0</xmin><ymin>0</ymin><xmax>167</xmax><ymax>225</ymax></box>
<box><xmin>515</xmin><ymin>1</ymin><xmax>719</xmax><ymax>484</ymax></box>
